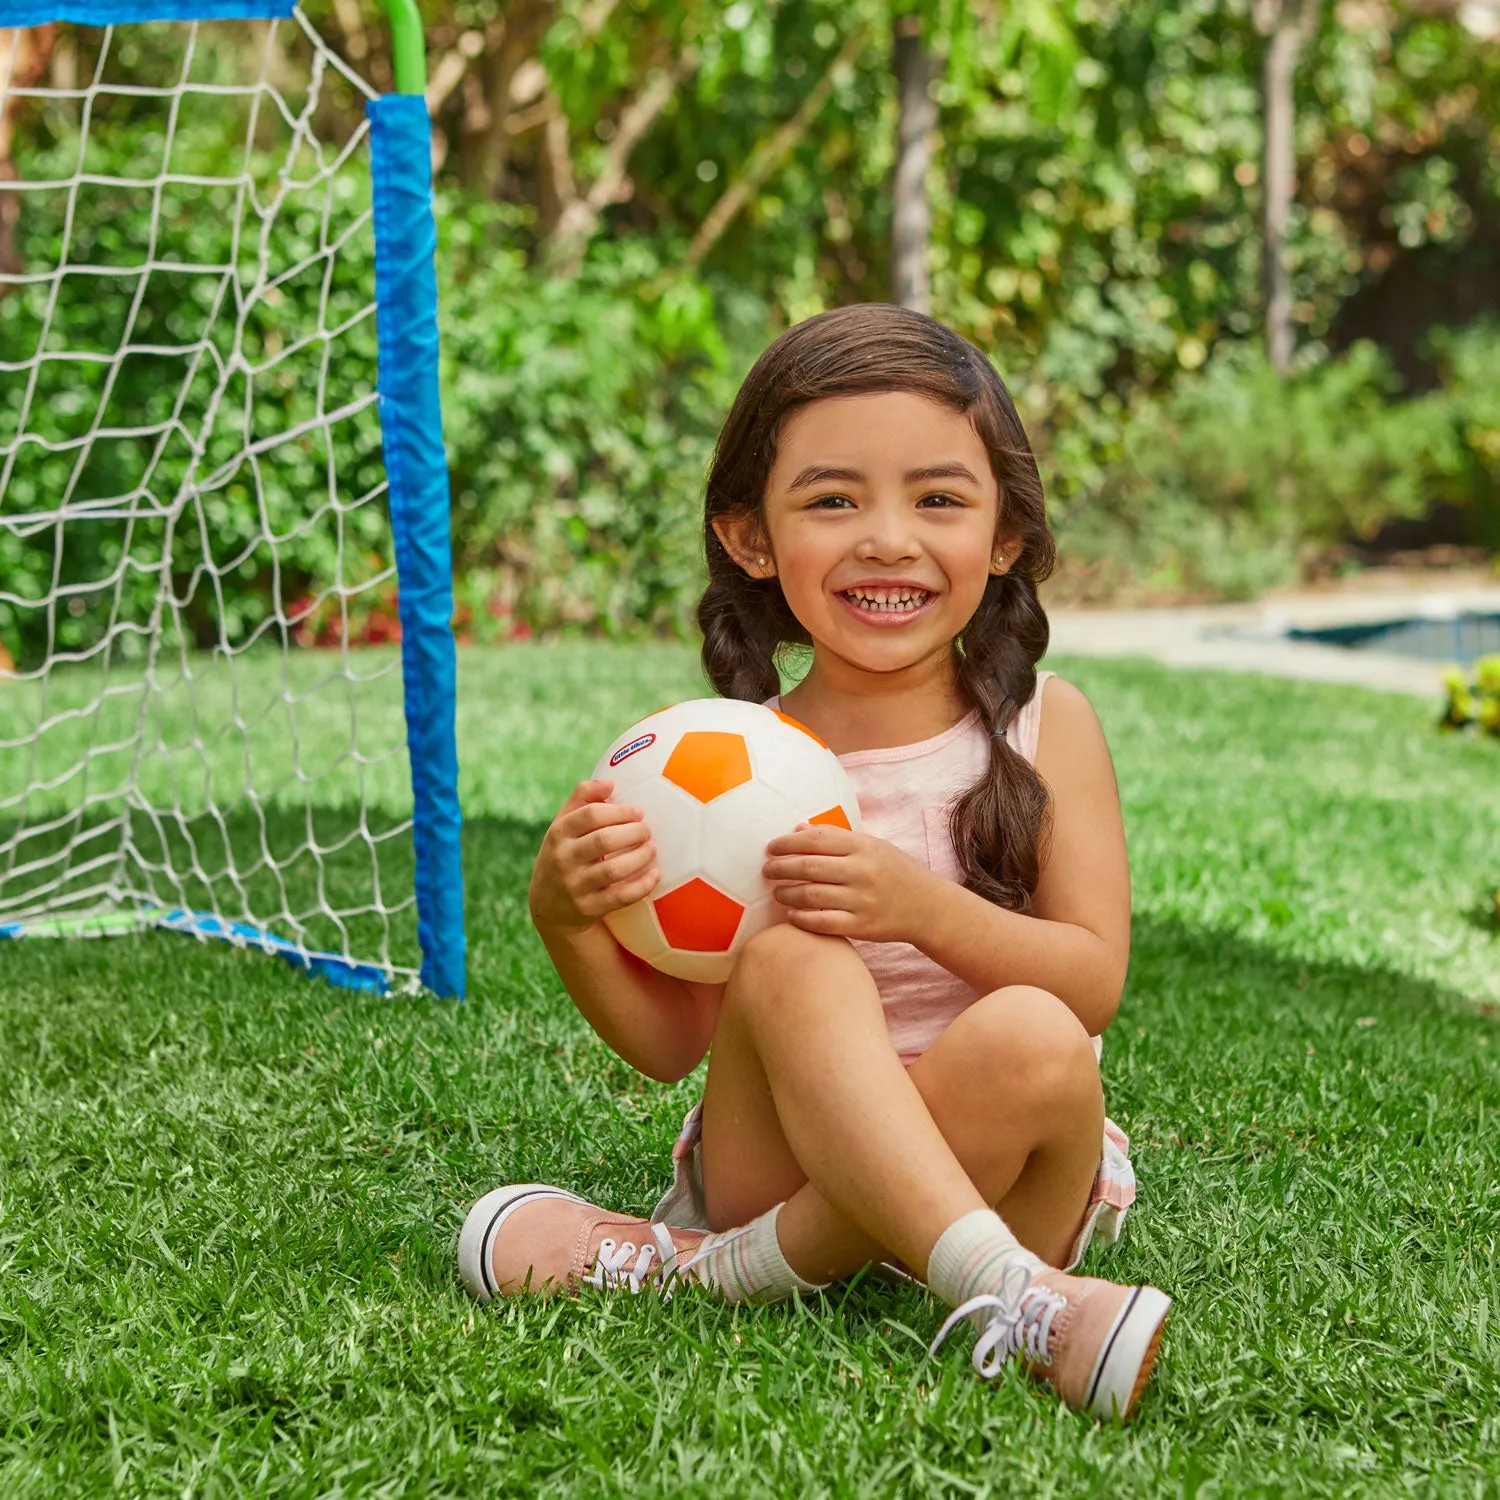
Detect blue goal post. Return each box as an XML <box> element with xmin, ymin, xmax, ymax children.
<box><xmin>0</xmin><ymin>0</ymin><xmax>465</xmax><ymax>997</ymax></box>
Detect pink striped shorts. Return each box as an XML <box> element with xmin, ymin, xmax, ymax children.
<box><xmin>651</xmin><ymin>1100</ymin><xmax>1136</xmax><ymax>1275</ymax></box>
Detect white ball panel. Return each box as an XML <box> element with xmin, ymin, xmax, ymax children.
<box><xmin>829</xmin><ymin>761</ymin><xmax>864</xmax><ymax>832</ymax></box>
<box><xmin>594</xmin><ymin>725</ymin><xmax>675</xmax><ymax>786</ymax></box>
<box><xmin>698</xmin><ymin>780</ymin><xmax>801</xmax><ymax>901</ymax></box>
<box><xmin>734</xmin><ymin>892</ymin><xmax>787</xmax><ymax>951</ymax></box>
<box><xmin>603</xmin><ymin>897</ymin><xmax>667</xmax><ymax>965</ymax></box>
<box><xmin>748</xmin><ymin>720</ymin><xmax>834</xmax><ymax>808</ymax></box>
<box><xmin>652</xmin><ymin>945</ymin><xmax>734</xmax><ymax>984</ymax></box>
<box><xmin>673</xmin><ymin>697</ymin><xmax>777</xmax><ymax>733</ymax></box>
<box><xmin>632</xmin><ymin>778</ymin><xmax>704</xmax><ymax>890</ymax></box>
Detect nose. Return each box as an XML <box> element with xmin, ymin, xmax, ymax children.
<box><xmin>854</xmin><ymin>508</ymin><xmax>919</xmax><ymax>564</ymax></box>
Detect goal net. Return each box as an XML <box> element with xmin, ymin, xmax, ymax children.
<box><xmin>0</xmin><ymin>3</ymin><xmax>465</xmax><ymax>995</ymax></box>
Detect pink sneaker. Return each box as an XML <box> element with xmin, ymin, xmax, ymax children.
<box><xmin>458</xmin><ymin>1183</ymin><xmax>717</xmax><ymax>1302</ymax></box>
<box><xmin>930</xmin><ymin>1264</ymin><xmax>1171</xmax><ymax>1422</ymax></box>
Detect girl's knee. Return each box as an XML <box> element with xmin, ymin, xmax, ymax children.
<box><xmin>948</xmin><ymin>985</ymin><xmax>1100</xmax><ymax>1103</ymax></box>
<box><xmin>725</xmin><ymin>923</ymin><xmax>853</xmax><ymax>1011</ymax></box>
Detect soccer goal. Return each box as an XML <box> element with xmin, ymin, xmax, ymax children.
<box><xmin>0</xmin><ymin>1</ymin><xmax>465</xmax><ymax>996</ymax></box>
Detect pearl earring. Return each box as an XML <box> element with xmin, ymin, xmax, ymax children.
<box><xmin>757</xmin><ymin>556</ymin><xmax>767</xmax><ymax>566</ymax></box>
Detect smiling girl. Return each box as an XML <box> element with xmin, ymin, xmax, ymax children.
<box><xmin>458</xmin><ymin>305</ymin><xmax>1170</xmax><ymax>1421</ymax></box>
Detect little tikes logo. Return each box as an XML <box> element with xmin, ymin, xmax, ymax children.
<box><xmin>610</xmin><ymin>732</ymin><xmax>656</xmax><ymax>767</ymax></box>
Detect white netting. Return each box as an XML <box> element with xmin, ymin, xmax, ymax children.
<box><xmin>0</xmin><ymin>11</ymin><xmax>423</xmax><ymax>985</ymax></box>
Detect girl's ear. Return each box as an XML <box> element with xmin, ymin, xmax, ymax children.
<box><xmin>989</xmin><ymin>533</ymin><xmax>1023</xmax><ymax>576</ymax></box>
<box><xmin>712</xmin><ymin>514</ymin><xmax>776</xmax><ymax>579</ymax></box>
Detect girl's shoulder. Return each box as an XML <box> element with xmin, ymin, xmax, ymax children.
<box><xmin>1034</xmin><ymin>672</ymin><xmax>1097</xmax><ymax>724</ymax></box>
<box><xmin>1031</xmin><ymin>673</ymin><xmax>1113</xmax><ymax>780</ymax></box>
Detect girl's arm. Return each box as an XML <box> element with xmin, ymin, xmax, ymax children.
<box><xmin>906</xmin><ymin>677</ymin><xmax>1131</xmax><ymax>1035</ymax></box>
<box><xmin>535</xmin><ymin>918</ymin><xmax>723</xmax><ymax>1085</ymax></box>
<box><xmin>530</xmin><ymin>778</ymin><xmax>724</xmax><ymax>1083</ymax></box>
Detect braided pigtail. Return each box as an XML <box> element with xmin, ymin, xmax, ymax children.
<box><xmin>948</xmin><ymin>566</ymin><xmax>1055</xmax><ymax>911</ymax></box>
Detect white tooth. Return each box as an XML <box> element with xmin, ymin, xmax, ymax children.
<box><xmin>846</xmin><ymin>588</ymin><xmax>928</xmax><ymax>611</ymax></box>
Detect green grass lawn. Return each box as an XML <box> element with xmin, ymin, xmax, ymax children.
<box><xmin>2</xmin><ymin>643</ymin><xmax>1498</xmax><ymax>1497</ymax></box>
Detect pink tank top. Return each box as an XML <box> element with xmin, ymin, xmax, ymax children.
<box><xmin>768</xmin><ymin>672</ymin><xmax>1054</xmax><ymax>1062</ymax></box>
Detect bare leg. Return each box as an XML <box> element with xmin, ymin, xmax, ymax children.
<box><xmin>701</xmin><ymin>926</ymin><xmax>987</xmax><ymax>1275</ymax></box>
<box><xmin>777</xmin><ymin>985</ymin><xmax>1104</xmax><ymax>1281</ymax></box>
<box><xmin>699</xmin><ymin>925</ymin><xmax>1104</xmax><ymax>1282</ymax></box>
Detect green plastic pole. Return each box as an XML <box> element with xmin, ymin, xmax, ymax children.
<box><xmin>4</xmin><ymin>909</ymin><xmax>159</xmax><ymax>940</ymax></box>
<box><xmin>380</xmin><ymin>0</ymin><xmax>426</xmax><ymax>96</ymax></box>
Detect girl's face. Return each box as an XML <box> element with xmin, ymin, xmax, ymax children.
<box><xmin>718</xmin><ymin>391</ymin><xmax>1015</xmax><ymax>683</ymax></box>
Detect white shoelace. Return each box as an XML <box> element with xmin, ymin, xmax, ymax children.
<box><xmin>580</xmin><ymin>1222</ymin><xmax>752</xmax><ymax>1299</ymax></box>
<box><xmin>928</xmin><ymin>1261</ymin><xmax>1069</xmax><ymax>1378</ymax></box>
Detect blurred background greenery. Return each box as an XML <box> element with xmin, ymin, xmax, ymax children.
<box><xmin>1</xmin><ymin>0</ymin><xmax>1497</xmax><ymax>665</ymax></box>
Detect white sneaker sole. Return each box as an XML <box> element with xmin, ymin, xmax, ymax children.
<box><xmin>1084</xmin><ymin>1285</ymin><xmax>1173</xmax><ymax>1421</ymax></box>
<box><xmin>457</xmin><ymin>1183</ymin><xmax>589</xmax><ymax>1302</ymax></box>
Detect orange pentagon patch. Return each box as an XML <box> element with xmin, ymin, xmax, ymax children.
<box><xmin>663</xmin><ymin>730</ymin><xmax>752</xmax><ymax>803</ymax></box>
<box><xmin>809</xmin><ymin>805</ymin><xmax>851</xmax><ymax>830</ymax></box>
<box><xmin>654</xmin><ymin>878</ymin><xmax>745</xmax><ymax>952</ymax></box>
<box><xmin>773</xmin><ymin>710</ymin><xmax>829</xmax><ymax>750</ymax></box>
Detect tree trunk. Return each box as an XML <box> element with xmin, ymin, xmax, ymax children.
<box><xmin>1254</xmin><ymin>0</ymin><xmax>1319</xmax><ymax>373</ymax></box>
<box><xmin>891</xmin><ymin>13</ymin><xmax>935</xmax><ymax>313</ymax></box>
<box><xmin>1261</xmin><ymin>24</ymin><xmax>1298</xmax><ymax>372</ymax></box>
<box><xmin>463</xmin><ymin>1</ymin><xmax>556</xmax><ymax>199</ymax></box>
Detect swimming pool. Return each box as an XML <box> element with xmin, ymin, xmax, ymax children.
<box><xmin>1288</xmin><ymin>612</ymin><xmax>1500</xmax><ymax>660</ymax></box>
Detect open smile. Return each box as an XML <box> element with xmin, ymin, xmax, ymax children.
<box><xmin>836</xmin><ymin>587</ymin><xmax>940</xmax><ymax>627</ymax></box>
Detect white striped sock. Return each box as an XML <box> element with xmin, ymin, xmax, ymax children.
<box><xmin>687</xmin><ymin>1203</ymin><xmax>828</xmax><ymax>1305</ymax></box>
<box><xmin>926</xmin><ymin>1208</ymin><xmax>1048</xmax><ymax>1317</ymax></box>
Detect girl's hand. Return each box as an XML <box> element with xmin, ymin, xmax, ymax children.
<box><xmin>762</xmin><ymin>823</ymin><xmax>937</xmax><ymax>944</ymax></box>
<box><xmin>528</xmin><ymin>779</ymin><xmax>659</xmax><ymax>934</ymax></box>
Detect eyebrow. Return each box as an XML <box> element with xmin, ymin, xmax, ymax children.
<box><xmin>786</xmin><ymin>462</ymin><xmax>983</xmax><ymax>491</ymax></box>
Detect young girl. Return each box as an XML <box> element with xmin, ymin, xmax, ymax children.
<box><xmin>458</xmin><ymin>304</ymin><xmax>1170</xmax><ymax>1421</ymax></box>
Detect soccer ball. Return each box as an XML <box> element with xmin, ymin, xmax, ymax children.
<box><xmin>592</xmin><ymin>698</ymin><xmax>863</xmax><ymax>982</ymax></box>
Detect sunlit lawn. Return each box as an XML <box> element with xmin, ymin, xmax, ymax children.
<box><xmin>2</xmin><ymin>642</ymin><xmax>1498</xmax><ymax>1496</ymax></box>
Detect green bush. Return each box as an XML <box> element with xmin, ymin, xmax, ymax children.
<box><xmin>435</xmin><ymin>200</ymin><xmax>764</xmax><ymax>642</ymax></box>
<box><xmin>1</xmin><ymin>28</ymin><xmax>1493</xmax><ymax>656</ymax></box>
<box><xmin>5</xmin><ymin>8</ymin><xmax>1500</xmax><ymax>665</ymax></box>
<box><xmin>0</xmin><ymin>112</ymin><xmax>768</xmax><ymax>667</ymax></box>
<box><xmin>1050</xmin><ymin>341</ymin><xmax>1458</xmax><ymax>602</ymax></box>
<box><xmin>0</xmin><ymin>131</ymin><xmax>764</xmax><ymax>665</ymax></box>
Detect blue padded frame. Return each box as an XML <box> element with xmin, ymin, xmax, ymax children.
<box><xmin>0</xmin><ymin>1</ymin><xmax>293</xmax><ymax>22</ymax></box>
<box><xmin>368</xmin><ymin>94</ymin><xmax>466</xmax><ymax>1000</ymax></box>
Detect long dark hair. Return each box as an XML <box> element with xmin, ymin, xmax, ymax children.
<box><xmin>697</xmin><ymin>303</ymin><xmax>1057</xmax><ymax>912</ymax></box>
